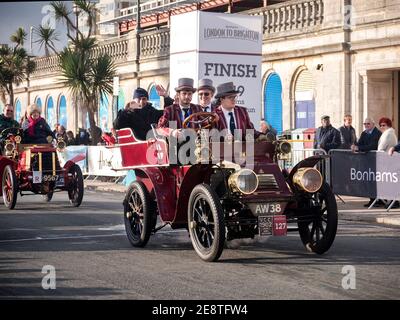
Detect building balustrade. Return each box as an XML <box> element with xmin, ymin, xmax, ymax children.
<box><xmin>31</xmin><ymin>0</ymin><xmax>324</xmax><ymax>75</ymax></box>
<box><xmin>140</xmin><ymin>29</ymin><xmax>170</xmax><ymax>59</ymax></box>
<box><xmin>250</xmin><ymin>0</ymin><xmax>324</xmax><ymax>34</ymax></box>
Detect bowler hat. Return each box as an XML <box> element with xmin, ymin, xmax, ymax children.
<box><xmin>175</xmin><ymin>78</ymin><xmax>196</xmax><ymax>92</ymax></box>
<box><xmin>133</xmin><ymin>87</ymin><xmax>149</xmax><ymax>99</ymax></box>
<box><xmin>198</xmin><ymin>78</ymin><xmax>215</xmax><ymax>93</ymax></box>
<box><xmin>215</xmin><ymin>82</ymin><xmax>240</xmax><ymax>99</ymax></box>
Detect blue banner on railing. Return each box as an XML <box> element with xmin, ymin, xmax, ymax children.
<box><xmin>330</xmin><ymin>150</ymin><xmax>400</xmax><ymax>200</ymax></box>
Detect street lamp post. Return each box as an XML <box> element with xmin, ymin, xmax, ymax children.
<box><xmin>135</xmin><ymin>0</ymin><xmax>141</xmax><ymax>87</ymax></box>
<box><xmin>72</xmin><ymin>3</ymin><xmax>80</xmax><ymax>132</ymax></box>
<box><xmin>73</xmin><ymin>4</ymin><xmax>80</xmax><ymax>40</ymax></box>
<box><xmin>29</xmin><ymin>26</ymin><xmax>34</xmax><ymax>56</ymax></box>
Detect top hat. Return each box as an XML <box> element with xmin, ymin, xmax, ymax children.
<box><xmin>175</xmin><ymin>78</ymin><xmax>196</xmax><ymax>92</ymax></box>
<box><xmin>215</xmin><ymin>82</ymin><xmax>240</xmax><ymax>99</ymax></box>
<box><xmin>133</xmin><ymin>87</ymin><xmax>149</xmax><ymax>99</ymax></box>
<box><xmin>197</xmin><ymin>78</ymin><xmax>215</xmax><ymax>92</ymax></box>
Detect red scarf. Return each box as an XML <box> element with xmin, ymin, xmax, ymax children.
<box><xmin>27</xmin><ymin>116</ymin><xmax>42</xmax><ymax>136</ymax></box>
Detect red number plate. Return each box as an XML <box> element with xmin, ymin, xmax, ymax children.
<box><xmin>273</xmin><ymin>215</ymin><xmax>287</xmax><ymax>236</ymax></box>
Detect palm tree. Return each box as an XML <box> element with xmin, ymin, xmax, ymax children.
<box><xmin>0</xmin><ymin>45</ymin><xmax>35</xmax><ymax>104</ymax></box>
<box><xmin>58</xmin><ymin>37</ymin><xmax>115</xmax><ymax>144</ymax></box>
<box><xmin>10</xmin><ymin>27</ymin><xmax>27</xmax><ymax>48</ymax></box>
<box><xmin>51</xmin><ymin>0</ymin><xmax>116</xmax><ymax>144</ymax></box>
<box><xmin>33</xmin><ymin>25</ymin><xmax>59</xmax><ymax>56</ymax></box>
<box><xmin>73</xmin><ymin>0</ymin><xmax>99</xmax><ymax>38</ymax></box>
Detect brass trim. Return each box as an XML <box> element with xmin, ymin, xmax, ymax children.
<box><xmin>228</xmin><ymin>169</ymin><xmax>259</xmax><ymax>195</ymax></box>
<box><xmin>52</xmin><ymin>152</ymin><xmax>56</xmax><ymax>176</ymax></box>
<box><xmin>292</xmin><ymin>167</ymin><xmax>323</xmax><ymax>193</ymax></box>
<box><xmin>38</xmin><ymin>152</ymin><xmax>42</xmax><ymax>172</ymax></box>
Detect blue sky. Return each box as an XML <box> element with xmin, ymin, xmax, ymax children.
<box><xmin>0</xmin><ymin>1</ymin><xmax>72</xmax><ymax>56</ymax></box>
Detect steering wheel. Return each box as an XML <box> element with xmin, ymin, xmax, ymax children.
<box><xmin>182</xmin><ymin>112</ymin><xmax>218</xmax><ymax>131</ymax></box>
<box><xmin>0</xmin><ymin>127</ymin><xmax>23</xmax><ymax>141</ymax></box>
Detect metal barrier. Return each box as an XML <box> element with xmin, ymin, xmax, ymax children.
<box><xmin>328</xmin><ymin>149</ymin><xmax>399</xmax><ymax>212</ymax></box>
<box><xmin>279</xmin><ymin>147</ymin><xmax>328</xmax><ymax>181</ymax></box>
<box><xmin>58</xmin><ymin>145</ymin><xmax>127</xmax><ymax>184</ymax></box>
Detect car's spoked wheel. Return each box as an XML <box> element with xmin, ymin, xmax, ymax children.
<box><xmin>42</xmin><ymin>191</ymin><xmax>53</xmax><ymax>202</ymax></box>
<box><xmin>124</xmin><ymin>181</ymin><xmax>153</xmax><ymax>247</ymax></box>
<box><xmin>298</xmin><ymin>182</ymin><xmax>338</xmax><ymax>254</ymax></box>
<box><xmin>2</xmin><ymin>165</ymin><xmax>18</xmax><ymax>209</ymax></box>
<box><xmin>188</xmin><ymin>184</ymin><xmax>225</xmax><ymax>262</ymax></box>
<box><xmin>68</xmin><ymin>165</ymin><xmax>84</xmax><ymax>207</ymax></box>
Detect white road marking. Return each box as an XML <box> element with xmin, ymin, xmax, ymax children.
<box><xmin>0</xmin><ymin>229</ymin><xmax>187</xmax><ymax>243</ymax></box>
<box><xmin>0</xmin><ymin>233</ymin><xmax>126</xmax><ymax>243</ymax></box>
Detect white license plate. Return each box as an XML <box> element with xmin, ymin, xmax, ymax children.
<box><xmin>249</xmin><ymin>202</ymin><xmax>285</xmax><ymax>216</ymax></box>
<box><xmin>32</xmin><ymin>171</ymin><xmax>42</xmax><ymax>184</ymax></box>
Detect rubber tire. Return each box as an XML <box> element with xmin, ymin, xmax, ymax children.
<box><xmin>2</xmin><ymin>165</ymin><xmax>18</xmax><ymax>209</ymax></box>
<box><xmin>68</xmin><ymin>165</ymin><xmax>84</xmax><ymax>207</ymax></box>
<box><xmin>298</xmin><ymin>182</ymin><xmax>338</xmax><ymax>254</ymax></box>
<box><xmin>188</xmin><ymin>184</ymin><xmax>225</xmax><ymax>262</ymax></box>
<box><xmin>124</xmin><ymin>181</ymin><xmax>154</xmax><ymax>248</ymax></box>
<box><xmin>42</xmin><ymin>192</ymin><xmax>53</xmax><ymax>202</ymax></box>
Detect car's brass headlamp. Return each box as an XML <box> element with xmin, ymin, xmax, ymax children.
<box><xmin>228</xmin><ymin>168</ymin><xmax>259</xmax><ymax>195</ymax></box>
<box><xmin>4</xmin><ymin>140</ymin><xmax>15</xmax><ymax>154</ymax></box>
<box><xmin>292</xmin><ymin>167</ymin><xmax>323</xmax><ymax>193</ymax></box>
<box><xmin>276</xmin><ymin>140</ymin><xmax>292</xmax><ymax>154</ymax></box>
<box><xmin>57</xmin><ymin>138</ymin><xmax>66</xmax><ymax>151</ymax></box>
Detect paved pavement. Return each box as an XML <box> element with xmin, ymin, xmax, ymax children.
<box><xmin>84</xmin><ymin>179</ymin><xmax>400</xmax><ymax>227</ymax></box>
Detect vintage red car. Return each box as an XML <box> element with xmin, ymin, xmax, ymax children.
<box><xmin>0</xmin><ymin>127</ymin><xmax>84</xmax><ymax>209</ymax></box>
<box><xmin>113</xmin><ymin>113</ymin><xmax>338</xmax><ymax>262</ymax></box>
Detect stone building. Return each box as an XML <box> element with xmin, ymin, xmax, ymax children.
<box><xmin>10</xmin><ymin>0</ymin><xmax>400</xmax><ymax>137</ymax></box>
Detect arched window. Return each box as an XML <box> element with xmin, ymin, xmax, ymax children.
<box><xmin>15</xmin><ymin>99</ymin><xmax>22</xmax><ymax>121</ymax></box>
<box><xmin>99</xmin><ymin>92</ymin><xmax>109</xmax><ymax>131</ymax></box>
<box><xmin>294</xmin><ymin>69</ymin><xmax>315</xmax><ymax>129</ymax></box>
<box><xmin>59</xmin><ymin>95</ymin><xmax>67</xmax><ymax>128</ymax></box>
<box><xmin>35</xmin><ymin>97</ymin><xmax>42</xmax><ymax>108</ymax></box>
<box><xmin>149</xmin><ymin>85</ymin><xmax>161</xmax><ymax>110</ymax></box>
<box><xmin>46</xmin><ymin>96</ymin><xmax>56</xmax><ymax>129</ymax></box>
<box><xmin>118</xmin><ymin>89</ymin><xmax>125</xmax><ymax>111</ymax></box>
<box><xmin>264</xmin><ymin>72</ymin><xmax>283</xmax><ymax>134</ymax></box>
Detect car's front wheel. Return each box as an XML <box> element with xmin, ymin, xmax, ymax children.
<box><xmin>188</xmin><ymin>184</ymin><xmax>225</xmax><ymax>262</ymax></box>
<box><xmin>124</xmin><ymin>181</ymin><xmax>154</xmax><ymax>248</ymax></box>
<box><xmin>297</xmin><ymin>182</ymin><xmax>338</xmax><ymax>254</ymax></box>
<box><xmin>68</xmin><ymin>165</ymin><xmax>84</xmax><ymax>207</ymax></box>
<box><xmin>42</xmin><ymin>191</ymin><xmax>53</xmax><ymax>202</ymax></box>
<box><xmin>2</xmin><ymin>165</ymin><xmax>18</xmax><ymax>209</ymax></box>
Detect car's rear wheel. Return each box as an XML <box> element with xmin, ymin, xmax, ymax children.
<box><xmin>2</xmin><ymin>165</ymin><xmax>18</xmax><ymax>209</ymax></box>
<box><xmin>68</xmin><ymin>165</ymin><xmax>84</xmax><ymax>207</ymax></box>
<box><xmin>188</xmin><ymin>184</ymin><xmax>225</xmax><ymax>262</ymax></box>
<box><xmin>124</xmin><ymin>181</ymin><xmax>154</xmax><ymax>247</ymax></box>
<box><xmin>297</xmin><ymin>182</ymin><xmax>338</xmax><ymax>254</ymax></box>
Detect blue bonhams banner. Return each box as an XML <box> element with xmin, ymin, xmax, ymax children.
<box><xmin>330</xmin><ymin>150</ymin><xmax>400</xmax><ymax>199</ymax></box>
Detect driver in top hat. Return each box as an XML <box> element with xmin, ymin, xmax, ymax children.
<box><xmin>213</xmin><ymin>82</ymin><xmax>266</xmax><ymax>140</ymax></box>
<box><xmin>157</xmin><ymin>78</ymin><xmax>203</xmax><ymax>129</ymax></box>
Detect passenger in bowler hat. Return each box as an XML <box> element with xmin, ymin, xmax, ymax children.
<box><xmin>197</xmin><ymin>78</ymin><xmax>216</xmax><ymax>112</ymax></box>
<box><xmin>213</xmin><ymin>82</ymin><xmax>265</xmax><ymax>140</ymax></box>
<box><xmin>158</xmin><ymin>78</ymin><xmax>202</xmax><ymax>129</ymax></box>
